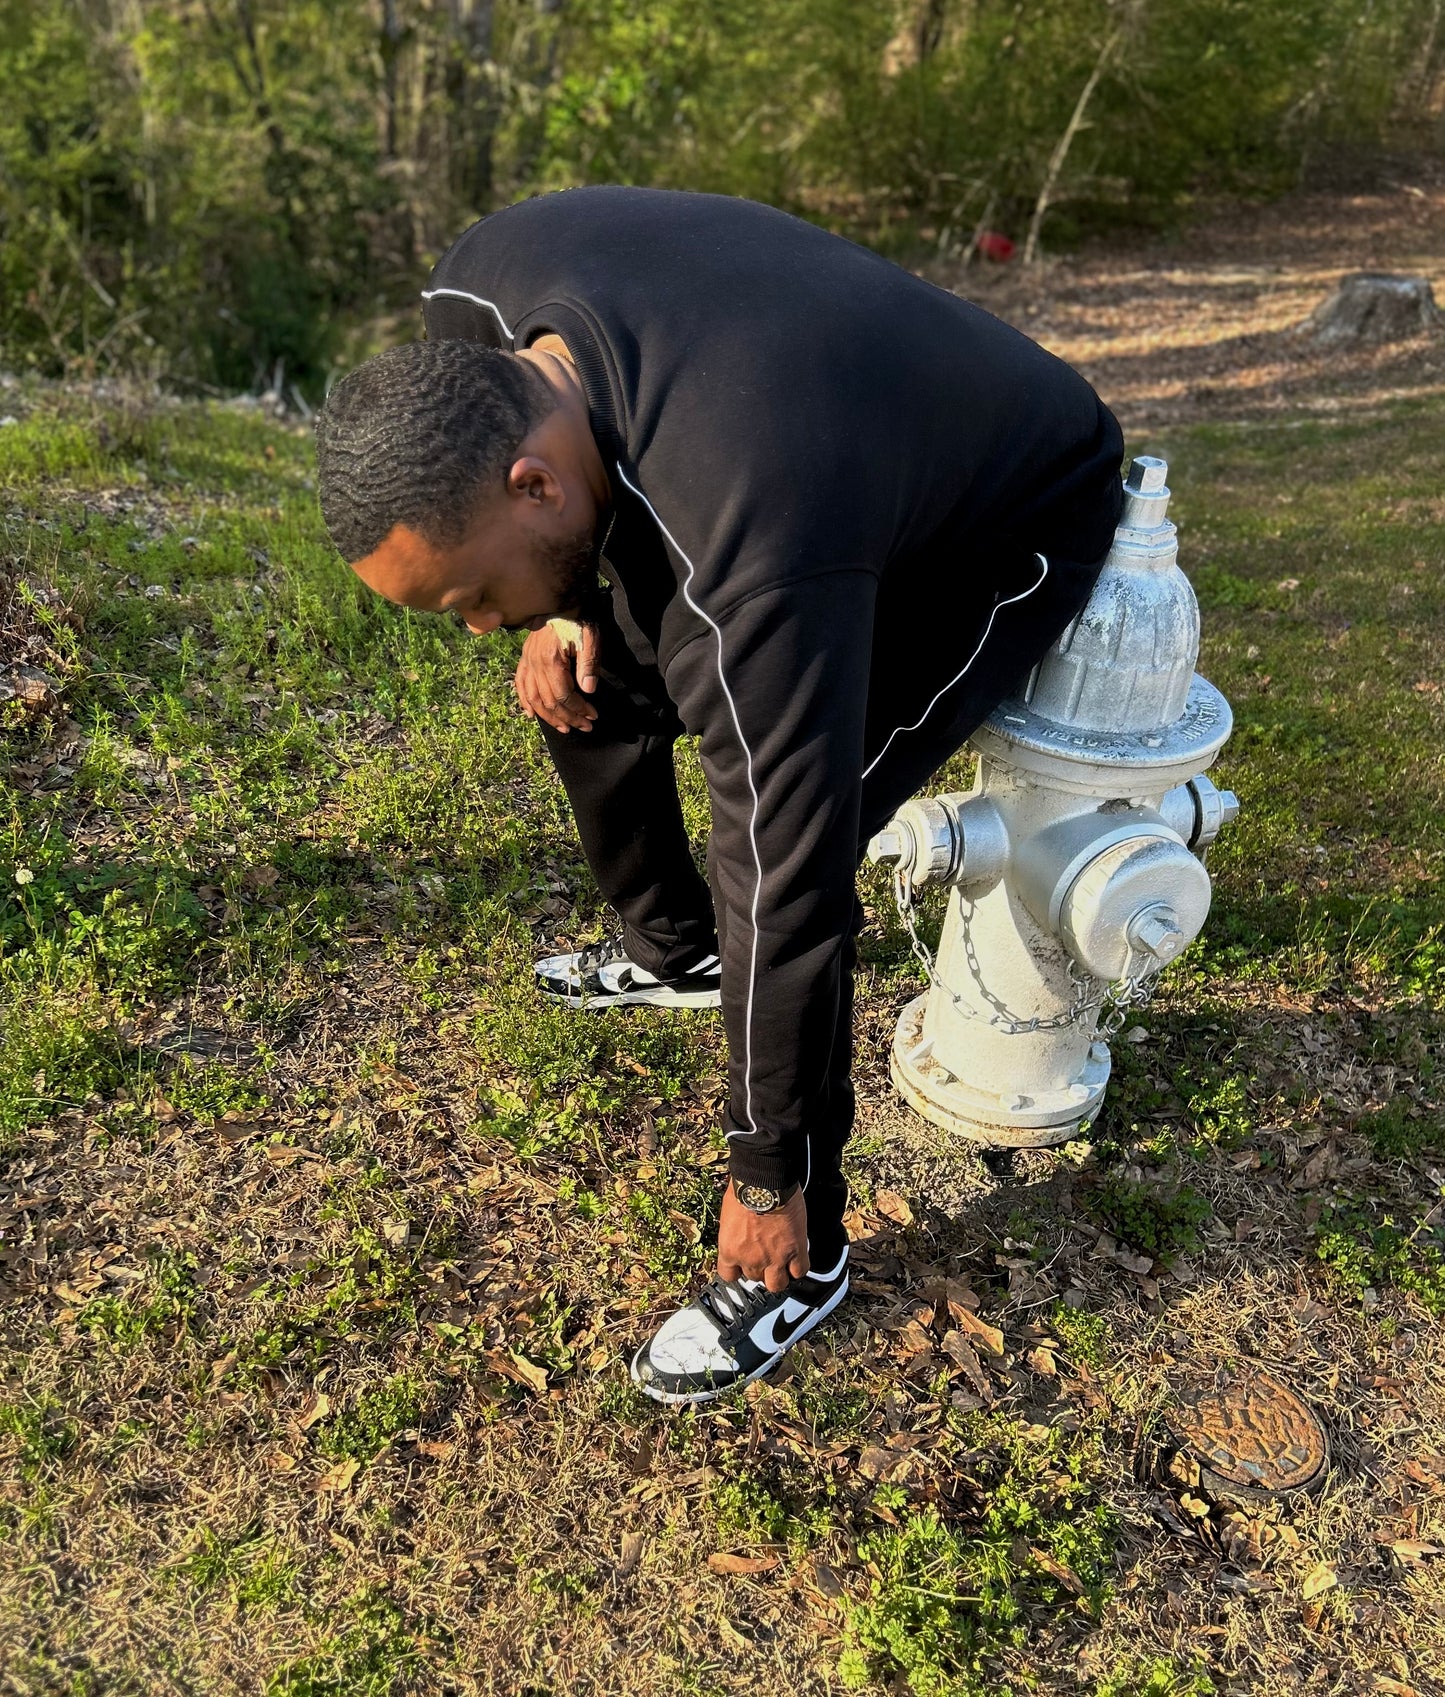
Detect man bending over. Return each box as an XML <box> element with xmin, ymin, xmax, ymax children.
<box><xmin>315</xmin><ymin>186</ymin><xmax>1123</xmax><ymax>1405</ymax></box>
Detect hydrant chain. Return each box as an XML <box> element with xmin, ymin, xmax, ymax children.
<box><xmin>893</xmin><ymin>876</ymin><xmax>1136</xmax><ymax>1035</ymax></box>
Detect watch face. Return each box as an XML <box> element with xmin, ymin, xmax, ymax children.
<box><xmin>736</xmin><ymin>1182</ymin><xmax>779</xmax><ymax>1213</ymax></box>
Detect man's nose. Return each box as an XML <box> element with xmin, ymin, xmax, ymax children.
<box><xmin>463</xmin><ymin>609</ymin><xmax>503</xmax><ymax>636</ymax></box>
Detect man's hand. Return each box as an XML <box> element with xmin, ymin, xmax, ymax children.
<box><xmin>717</xmin><ymin>1182</ymin><xmax>809</xmax><ymax>1293</ymax></box>
<box><xmin>514</xmin><ymin>619</ymin><xmax>600</xmax><ymax>733</ymax></box>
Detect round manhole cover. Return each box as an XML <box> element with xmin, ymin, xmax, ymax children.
<box><xmin>1159</xmin><ymin>1369</ymin><xmax>1328</xmax><ymax>1499</ymax></box>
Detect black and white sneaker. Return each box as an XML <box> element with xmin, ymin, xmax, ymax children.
<box><xmin>630</xmin><ymin>1247</ymin><xmax>850</xmax><ymax>1404</ymax></box>
<box><xmin>535</xmin><ymin>932</ymin><xmax>722</xmax><ymax>1010</ymax></box>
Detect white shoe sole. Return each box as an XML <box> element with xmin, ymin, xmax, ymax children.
<box><xmin>537</xmin><ymin>980</ymin><xmax>722</xmax><ymax>1011</ymax></box>
<box><xmin>629</xmin><ymin>1275</ymin><xmax>850</xmax><ymax>1405</ymax></box>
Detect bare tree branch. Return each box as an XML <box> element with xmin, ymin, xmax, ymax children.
<box><xmin>1022</xmin><ymin>24</ymin><xmax>1123</xmax><ymax>269</ymax></box>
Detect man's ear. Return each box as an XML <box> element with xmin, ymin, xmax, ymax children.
<box><xmin>506</xmin><ymin>455</ymin><xmax>564</xmax><ymax>509</ymax></box>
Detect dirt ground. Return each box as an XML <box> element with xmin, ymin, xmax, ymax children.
<box><xmin>949</xmin><ymin>162</ymin><xmax>1445</xmax><ymax>434</ymax></box>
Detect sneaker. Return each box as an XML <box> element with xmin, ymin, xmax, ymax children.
<box><xmin>630</xmin><ymin>1247</ymin><xmax>850</xmax><ymax>1404</ymax></box>
<box><xmin>535</xmin><ymin>932</ymin><xmax>722</xmax><ymax>1010</ymax></box>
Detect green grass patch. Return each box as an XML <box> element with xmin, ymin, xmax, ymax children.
<box><xmin>1086</xmin><ymin>1175</ymin><xmax>1213</xmax><ymax>1264</ymax></box>
<box><xmin>840</xmin><ymin>1416</ymin><xmax>1115</xmax><ymax>1695</ymax></box>
<box><xmin>1161</xmin><ymin>408</ymin><xmax>1444</xmax><ymax>1001</ymax></box>
<box><xmin>75</xmin><ymin>1247</ymin><xmax>203</xmax><ymax>1349</ymax></box>
<box><xmin>266</xmin><ymin>1587</ymin><xmax>433</xmax><ymax>1697</ymax></box>
<box><xmin>166</xmin><ymin>1524</ymin><xmax>300</xmax><ymax>1610</ymax></box>
<box><xmin>1313</xmin><ymin>1195</ymin><xmax>1445</xmax><ymax>1314</ymax></box>
<box><xmin>1357</xmin><ymin>1095</ymin><xmax>1443</xmax><ymax>1162</ymax></box>
<box><xmin>313</xmin><ymin>1372</ymin><xmax>428</xmax><ymax>1463</ymax></box>
<box><xmin>0</xmin><ymin>1394</ymin><xmax>80</xmax><ymax>1484</ymax></box>
<box><xmin>1092</xmin><ymin>1656</ymin><xmax>1216</xmax><ymax>1697</ymax></box>
<box><xmin>710</xmin><ymin>1462</ymin><xmax>835</xmax><ymax>1549</ymax></box>
<box><xmin>0</xmin><ymin>988</ymin><xmax>152</xmax><ymax>1136</ymax></box>
<box><xmin>1048</xmin><ymin>1302</ymin><xmax>1110</xmax><ymax>1370</ymax></box>
<box><xmin>164</xmin><ymin>1057</ymin><xmax>271</xmax><ymax>1120</ymax></box>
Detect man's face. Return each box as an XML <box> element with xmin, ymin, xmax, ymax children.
<box><xmin>351</xmin><ymin>473</ymin><xmax>601</xmax><ymax>636</ymax></box>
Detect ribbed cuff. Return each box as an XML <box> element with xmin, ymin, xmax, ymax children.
<box><xmin>727</xmin><ymin>1140</ymin><xmax>810</xmax><ymax>1193</ymax></box>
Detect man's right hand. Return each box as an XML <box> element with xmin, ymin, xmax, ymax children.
<box><xmin>514</xmin><ymin>619</ymin><xmax>600</xmax><ymax>734</ymax></box>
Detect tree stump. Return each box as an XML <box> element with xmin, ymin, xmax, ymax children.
<box><xmin>1303</xmin><ymin>273</ymin><xmax>1441</xmax><ymax>346</ymax></box>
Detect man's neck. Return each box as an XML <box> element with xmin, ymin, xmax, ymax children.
<box><xmin>517</xmin><ymin>335</ymin><xmax>612</xmax><ymax>514</ymax></box>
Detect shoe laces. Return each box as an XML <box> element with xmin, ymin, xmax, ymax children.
<box><xmin>697</xmin><ymin>1275</ymin><xmax>773</xmax><ymax>1336</ymax></box>
<box><xmin>575</xmin><ymin>932</ymin><xmax>628</xmax><ymax>974</ymax></box>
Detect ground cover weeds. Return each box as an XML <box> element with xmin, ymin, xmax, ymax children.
<box><xmin>1313</xmin><ymin>1197</ymin><xmax>1445</xmax><ymax>1315</ymax></box>
<box><xmin>1087</xmin><ymin>1175</ymin><xmax>1214</xmax><ymax>1265</ymax></box>
<box><xmin>1357</xmin><ymin>1094</ymin><xmax>1443</xmax><ymax>1161</ymax></box>
<box><xmin>314</xmin><ymin>1372</ymin><xmax>430</xmax><ymax>1464</ymax></box>
<box><xmin>265</xmin><ymin>1585</ymin><xmax>433</xmax><ymax>1697</ymax></box>
<box><xmin>1</xmin><ymin>378</ymin><xmax>1442</xmax><ymax>1691</ymax></box>
<box><xmin>839</xmin><ymin>1420</ymin><xmax>1115</xmax><ymax>1695</ymax></box>
<box><xmin>1091</xmin><ymin>1659</ymin><xmax>1216</xmax><ymax>1697</ymax></box>
<box><xmin>75</xmin><ymin>1245</ymin><xmax>202</xmax><ymax>1348</ymax></box>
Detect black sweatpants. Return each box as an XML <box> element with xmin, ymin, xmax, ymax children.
<box><xmin>540</xmin><ymin>544</ymin><xmax>1107</xmax><ymax>1268</ymax></box>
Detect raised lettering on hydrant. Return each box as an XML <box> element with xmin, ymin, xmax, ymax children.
<box><xmin>868</xmin><ymin>456</ymin><xmax>1238</xmax><ymax>1149</ymax></box>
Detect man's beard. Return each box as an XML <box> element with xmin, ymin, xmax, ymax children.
<box><xmin>544</xmin><ymin>517</ymin><xmax>605</xmax><ymax>611</ymax></box>
<box><xmin>504</xmin><ymin>521</ymin><xmax>601</xmax><ymax>630</ymax></box>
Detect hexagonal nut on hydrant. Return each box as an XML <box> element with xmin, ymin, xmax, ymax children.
<box><xmin>868</xmin><ymin>828</ymin><xmax>906</xmax><ymax>866</ymax></box>
<box><xmin>1128</xmin><ymin>903</ymin><xmax>1185</xmax><ymax>963</ymax></box>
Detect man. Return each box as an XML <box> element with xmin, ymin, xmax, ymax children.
<box><xmin>316</xmin><ymin>186</ymin><xmax>1124</xmax><ymax>1405</ymax></box>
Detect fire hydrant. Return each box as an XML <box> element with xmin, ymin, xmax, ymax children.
<box><xmin>867</xmin><ymin>456</ymin><xmax>1238</xmax><ymax>1148</ymax></box>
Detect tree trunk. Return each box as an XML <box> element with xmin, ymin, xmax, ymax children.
<box><xmin>1021</xmin><ymin>26</ymin><xmax>1122</xmax><ymax>268</ymax></box>
<box><xmin>379</xmin><ymin>0</ymin><xmax>405</xmax><ymax>161</ymax></box>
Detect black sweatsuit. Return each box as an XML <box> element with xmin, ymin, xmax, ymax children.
<box><xmin>424</xmin><ymin>187</ymin><xmax>1124</xmax><ymax>1264</ymax></box>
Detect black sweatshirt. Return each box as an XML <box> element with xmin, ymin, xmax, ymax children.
<box><xmin>423</xmin><ymin>187</ymin><xmax>1124</xmax><ymax>1194</ymax></box>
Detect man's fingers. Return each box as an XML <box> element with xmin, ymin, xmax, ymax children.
<box><xmin>543</xmin><ymin>656</ymin><xmax>597</xmax><ymax>729</ymax></box>
<box><xmin>717</xmin><ymin>1257</ymin><xmax>743</xmax><ymax>1284</ymax></box>
<box><xmin>542</xmin><ymin>654</ymin><xmax>575</xmax><ymax>707</ymax></box>
<box><xmin>763</xmin><ymin>1263</ymin><xmax>791</xmax><ymax>1294</ymax></box>
<box><xmin>517</xmin><ymin>631</ymin><xmax>589</xmax><ymax>732</ymax></box>
<box><xmin>516</xmin><ymin>661</ymin><xmax>596</xmax><ymax>732</ymax></box>
<box><xmin>788</xmin><ymin>1251</ymin><xmax>810</xmax><ymax>1282</ymax></box>
<box><xmin>578</xmin><ymin>624</ymin><xmax>600</xmax><ymax>694</ymax></box>
<box><xmin>543</xmin><ymin>693</ymin><xmax>596</xmax><ymax>731</ymax></box>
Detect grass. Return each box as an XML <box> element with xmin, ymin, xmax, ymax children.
<box><xmin>1086</xmin><ymin>1175</ymin><xmax>1214</xmax><ymax>1265</ymax></box>
<box><xmin>1</xmin><ymin>376</ymin><xmax>1443</xmax><ymax>1693</ymax></box>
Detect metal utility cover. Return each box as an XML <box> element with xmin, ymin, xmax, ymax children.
<box><xmin>1161</xmin><ymin>1369</ymin><xmax>1328</xmax><ymax>1497</ymax></box>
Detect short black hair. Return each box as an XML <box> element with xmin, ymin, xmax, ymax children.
<box><xmin>315</xmin><ymin>339</ymin><xmax>550</xmax><ymax>562</ymax></box>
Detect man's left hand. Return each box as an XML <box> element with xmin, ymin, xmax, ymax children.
<box><xmin>717</xmin><ymin>1182</ymin><xmax>809</xmax><ymax>1293</ymax></box>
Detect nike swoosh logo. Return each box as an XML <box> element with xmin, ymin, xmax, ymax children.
<box><xmin>749</xmin><ymin>1298</ymin><xmax>816</xmax><ymax>1354</ymax></box>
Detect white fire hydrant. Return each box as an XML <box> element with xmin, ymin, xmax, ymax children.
<box><xmin>867</xmin><ymin>456</ymin><xmax>1237</xmax><ymax>1149</ymax></box>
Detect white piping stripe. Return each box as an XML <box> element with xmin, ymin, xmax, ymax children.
<box><xmin>419</xmin><ymin>287</ymin><xmax>516</xmax><ymax>343</ymax></box>
<box><xmin>613</xmin><ymin>464</ymin><xmax>765</xmax><ymax>1138</ymax></box>
<box><xmin>861</xmin><ymin>551</ymin><xmax>1050</xmax><ymax>781</ymax></box>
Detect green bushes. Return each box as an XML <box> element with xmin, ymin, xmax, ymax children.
<box><xmin>2</xmin><ymin>0</ymin><xmax>1440</xmax><ymax>385</ymax></box>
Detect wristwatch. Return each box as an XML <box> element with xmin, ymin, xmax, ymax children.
<box><xmin>734</xmin><ymin>1180</ymin><xmax>800</xmax><ymax>1215</ymax></box>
